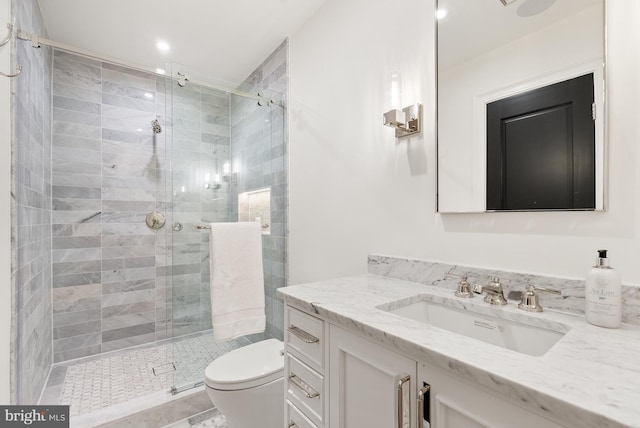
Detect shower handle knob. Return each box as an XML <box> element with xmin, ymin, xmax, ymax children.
<box><xmin>145</xmin><ymin>211</ymin><xmax>166</xmax><ymax>230</ymax></box>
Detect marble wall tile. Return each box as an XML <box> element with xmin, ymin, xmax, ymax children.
<box><xmin>53</xmin><ymin>332</ymin><xmax>101</xmax><ymax>354</ymax></box>
<box><xmin>53</xmin><ymin>296</ymin><xmax>101</xmax><ymax>314</ymax></box>
<box><xmin>102</xmin><ymin>312</ymin><xmax>156</xmax><ymax>331</ymax></box>
<box><xmin>53</xmin><ymin>309</ymin><xmax>101</xmax><ymax>328</ymax></box>
<box><xmin>102</xmin><ymin>322</ymin><xmax>155</xmax><ymax>343</ymax></box>
<box><xmin>52</xmin><ymin>248</ymin><xmax>102</xmax><ymax>263</ymax></box>
<box><xmin>54</xmin><ymin>320</ymin><xmax>101</xmax><ymax>340</ymax></box>
<box><xmin>11</xmin><ymin>0</ymin><xmax>53</xmax><ymax>404</ymax></box>
<box><xmin>54</xmin><ymin>345</ymin><xmax>102</xmax><ymax>364</ymax></box>
<box><xmin>102</xmin><ymin>332</ymin><xmax>157</xmax><ymax>353</ymax></box>
<box><xmin>48</xmin><ymin>50</ymin><xmax>168</xmax><ymax>362</ymax></box>
<box><xmin>52</xmin><ymin>260</ymin><xmax>101</xmax><ymax>275</ymax></box>
<box><xmin>102</xmin><ymin>278</ymin><xmax>155</xmax><ymax>295</ymax></box>
<box><xmin>52</xmin><ymin>284</ymin><xmax>101</xmax><ymax>301</ymax></box>
<box><xmin>53</xmin><ymin>83</ymin><xmax>102</xmax><ymax>104</ymax></box>
<box><xmin>102</xmin><ymin>301</ymin><xmax>156</xmax><ymax>319</ymax></box>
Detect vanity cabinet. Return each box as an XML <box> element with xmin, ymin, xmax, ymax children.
<box><xmin>328</xmin><ymin>325</ymin><xmax>418</xmax><ymax>428</ymax></box>
<box><xmin>418</xmin><ymin>362</ymin><xmax>566</xmax><ymax>428</ymax></box>
<box><xmin>284</xmin><ymin>303</ymin><xmax>569</xmax><ymax>428</ymax></box>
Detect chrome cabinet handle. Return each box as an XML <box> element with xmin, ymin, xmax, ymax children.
<box><xmin>417</xmin><ymin>385</ymin><xmax>431</xmax><ymax>425</ymax></box>
<box><xmin>287</xmin><ymin>325</ymin><xmax>319</xmax><ymax>344</ymax></box>
<box><xmin>288</xmin><ymin>373</ymin><xmax>320</xmax><ymax>399</ymax></box>
<box><xmin>396</xmin><ymin>375</ymin><xmax>411</xmax><ymax>428</ymax></box>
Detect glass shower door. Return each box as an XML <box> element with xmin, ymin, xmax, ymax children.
<box><xmin>165</xmin><ymin>63</ymin><xmax>283</xmax><ymax>393</ymax></box>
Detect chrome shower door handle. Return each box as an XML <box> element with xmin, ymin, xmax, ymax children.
<box><xmin>396</xmin><ymin>374</ymin><xmax>411</xmax><ymax>428</ymax></box>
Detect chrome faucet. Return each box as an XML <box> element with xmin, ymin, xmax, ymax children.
<box><xmin>455</xmin><ymin>275</ymin><xmax>474</xmax><ymax>298</ymax></box>
<box><xmin>472</xmin><ymin>277</ymin><xmax>508</xmax><ymax>305</ymax></box>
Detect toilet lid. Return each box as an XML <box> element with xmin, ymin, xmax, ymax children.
<box><xmin>204</xmin><ymin>338</ymin><xmax>284</xmax><ymax>390</ymax></box>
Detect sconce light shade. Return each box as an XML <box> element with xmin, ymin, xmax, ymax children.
<box><xmin>383</xmin><ymin>109</ymin><xmax>407</xmax><ymax>128</ymax></box>
<box><xmin>383</xmin><ymin>103</ymin><xmax>422</xmax><ymax>138</ymax></box>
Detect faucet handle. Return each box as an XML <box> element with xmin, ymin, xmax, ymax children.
<box><xmin>517</xmin><ymin>285</ymin><xmax>561</xmax><ymax>312</ymax></box>
<box><xmin>455</xmin><ymin>275</ymin><xmax>474</xmax><ymax>298</ymax></box>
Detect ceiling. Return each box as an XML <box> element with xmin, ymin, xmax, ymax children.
<box><xmin>37</xmin><ymin>0</ymin><xmax>327</xmax><ymax>85</ymax></box>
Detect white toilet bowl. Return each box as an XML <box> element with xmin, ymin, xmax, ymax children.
<box><xmin>204</xmin><ymin>338</ymin><xmax>284</xmax><ymax>428</ymax></box>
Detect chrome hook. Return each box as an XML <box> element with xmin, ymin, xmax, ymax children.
<box><xmin>0</xmin><ymin>21</ymin><xmax>14</xmax><ymax>48</ymax></box>
<box><xmin>0</xmin><ymin>64</ymin><xmax>22</xmax><ymax>78</ymax></box>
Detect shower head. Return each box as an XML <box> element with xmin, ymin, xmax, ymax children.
<box><xmin>151</xmin><ymin>119</ymin><xmax>162</xmax><ymax>134</ymax></box>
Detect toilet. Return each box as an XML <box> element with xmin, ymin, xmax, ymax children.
<box><xmin>204</xmin><ymin>338</ymin><xmax>285</xmax><ymax>428</ymax></box>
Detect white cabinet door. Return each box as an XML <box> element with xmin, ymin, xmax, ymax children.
<box><xmin>418</xmin><ymin>362</ymin><xmax>565</xmax><ymax>428</ymax></box>
<box><xmin>329</xmin><ymin>325</ymin><xmax>417</xmax><ymax>428</ymax></box>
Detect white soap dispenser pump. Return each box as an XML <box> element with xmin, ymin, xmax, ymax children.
<box><xmin>585</xmin><ymin>249</ymin><xmax>622</xmax><ymax>328</ymax></box>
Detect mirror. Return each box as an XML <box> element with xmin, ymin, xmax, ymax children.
<box><xmin>436</xmin><ymin>0</ymin><xmax>605</xmax><ymax>213</ymax></box>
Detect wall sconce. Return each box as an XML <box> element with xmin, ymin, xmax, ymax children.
<box><xmin>383</xmin><ymin>103</ymin><xmax>422</xmax><ymax>138</ymax></box>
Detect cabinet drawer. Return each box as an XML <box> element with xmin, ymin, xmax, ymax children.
<box><xmin>286</xmin><ymin>400</ymin><xmax>319</xmax><ymax>428</ymax></box>
<box><xmin>286</xmin><ymin>353</ymin><xmax>324</xmax><ymax>426</ymax></box>
<box><xmin>286</xmin><ymin>306</ymin><xmax>324</xmax><ymax>370</ymax></box>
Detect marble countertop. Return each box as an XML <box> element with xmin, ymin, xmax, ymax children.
<box><xmin>278</xmin><ymin>274</ymin><xmax>640</xmax><ymax>428</ymax></box>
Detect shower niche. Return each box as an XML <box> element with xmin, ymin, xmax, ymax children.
<box><xmin>239</xmin><ymin>188</ymin><xmax>271</xmax><ymax>235</ymax></box>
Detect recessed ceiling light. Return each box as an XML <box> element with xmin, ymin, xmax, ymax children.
<box><xmin>144</xmin><ymin>92</ymin><xmax>154</xmax><ymax>99</ymax></box>
<box><xmin>156</xmin><ymin>41</ymin><xmax>170</xmax><ymax>52</ymax></box>
<box><xmin>156</xmin><ymin>68</ymin><xmax>166</xmax><ymax>75</ymax></box>
<box><xmin>435</xmin><ymin>8</ymin><xmax>448</xmax><ymax>19</ymax></box>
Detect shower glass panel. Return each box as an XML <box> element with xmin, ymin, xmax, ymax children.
<box><xmin>165</xmin><ymin>63</ymin><xmax>286</xmax><ymax>393</ymax></box>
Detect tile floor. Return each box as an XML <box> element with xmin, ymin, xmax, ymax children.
<box><xmin>40</xmin><ymin>331</ymin><xmax>249</xmax><ymax>418</ymax></box>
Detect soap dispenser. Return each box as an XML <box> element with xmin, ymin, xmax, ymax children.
<box><xmin>585</xmin><ymin>249</ymin><xmax>622</xmax><ymax>328</ymax></box>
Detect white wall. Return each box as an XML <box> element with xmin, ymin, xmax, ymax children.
<box><xmin>0</xmin><ymin>0</ymin><xmax>12</xmax><ymax>404</ymax></box>
<box><xmin>289</xmin><ymin>0</ymin><xmax>640</xmax><ymax>285</ymax></box>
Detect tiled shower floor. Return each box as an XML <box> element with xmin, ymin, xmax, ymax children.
<box><xmin>40</xmin><ymin>331</ymin><xmax>249</xmax><ymax>419</ymax></box>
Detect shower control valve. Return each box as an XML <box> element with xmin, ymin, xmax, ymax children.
<box><xmin>145</xmin><ymin>211</ymin><xmax>166</xmax><ymax>230</ymax></box>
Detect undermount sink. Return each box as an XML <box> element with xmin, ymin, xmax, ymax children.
<box><xmin>377</xmin><ymin>295</ymin><xmax>570</xmax><ymax>357</ymax></box>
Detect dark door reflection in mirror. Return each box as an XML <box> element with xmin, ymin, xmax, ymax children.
<box><xmin>486</xmin><ymin>73</ymin><xmax>596</xmax><ymax>211</ymax></box>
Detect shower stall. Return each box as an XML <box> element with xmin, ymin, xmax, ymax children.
<box><xmin>10</xmin><ymin>2</ymin><xmax>287</xmax><ymax>421</ymax></box>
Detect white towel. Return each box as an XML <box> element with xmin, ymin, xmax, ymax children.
<box><xmin>210</xmin><ymin>222</ymin><xmax>266</xmax><ymax>341</ymax></box>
